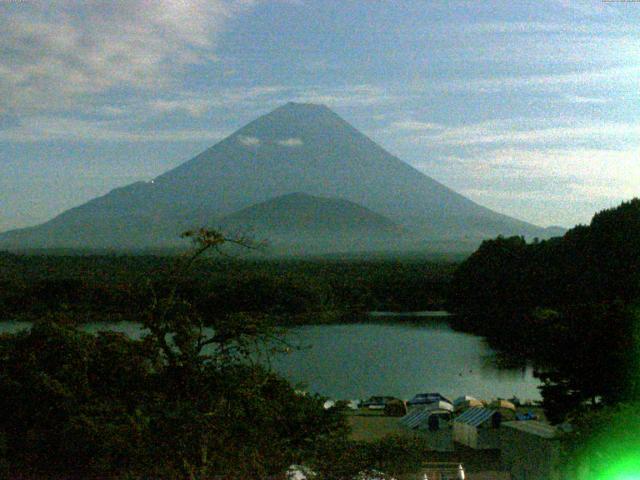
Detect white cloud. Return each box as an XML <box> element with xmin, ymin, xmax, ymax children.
<box><xmin>405</xmin><ymin>118</ymin><xmax>640</xmax><ymax>147</ymax></box>
<box><xmin>276</xmin><ymin>138</ymin><xmax>303</xmax><ymax>147</ymax></box>
<box><xmin>293</xmin><ymin>84</ymin><xmax>397</xmax><ymax>107</ymax></box>
<box><xmin>411</xmin><ymin>65</ymin><xmax>640</xmax><ymax>96</ymax></box>
<box><xmin>388</xmin><ymin>121</ymin><xmax>443</xmax><ymax>132</ymax></box>
<box><xmin>149</xmin><ymin>99</ymin><xmax>210</xmax><ymax>118</ymax></box>
<box><xmin>463</xmin><ymin>21</ymin><xmax>638</xmax><ymax>35</ymax></box>
<box><xmin>448</xmin><ymin>147</ymin><xmax>640</xmax><ymax>199</ymax></box>
<box><xmin>0</xmin><ymin>115</ymin><xmax>227</xmax><ymax>143</ymax></box>
<box><xmin>420</xmin><ymin>146</ymin><xmax>640</xmax><ymax>226</ymax></box>
<box><xmin>238</xmin><ymin>135</ymin><xmax>260</xmax><ymax>147</ymax></box>
<box><xmin>564</xmin><ymin>95</ymin><xmax>609</xmax><ymax>104</ymax></box>
<box><xmin>0</xmin><ymin>1</ymin><xmax>254</xmax><ymax>115</ymax></box>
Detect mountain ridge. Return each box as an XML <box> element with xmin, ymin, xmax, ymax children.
<box><xmin>0</xmin><ymin>102</ymin><xmax>557</xmax><ymax>252</ymax></box>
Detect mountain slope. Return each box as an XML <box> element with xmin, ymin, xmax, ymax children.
<box><xmin>219</xmin><ymin>192</ymin><xmax>401</xmax><ymax>254</ymax></box>
<box><xmin>0</xmin><ymin>102</ymin><xmax>550</xmax><ymax>251</ymax></box>
<box><xmin>221</xmin><ymin>193</ymin><xmax>398</xmax><ymax>234</ymax></box>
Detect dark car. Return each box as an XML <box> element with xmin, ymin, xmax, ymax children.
<box><xmin>407</xmin><ymin>392</ymin><xmax>453</xmax><ymax>407</ymax></box>
<box><xmin>361</xmin><ymin>396</ymin><xmax>397</xmax><ymax>409</ymax></box>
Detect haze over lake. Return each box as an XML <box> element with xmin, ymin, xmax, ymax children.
<box><xmin>0</xmin><ymin>317</ymin><xmax>541</xmax><ymax>402</ymax></box>
<box><xmin>271</xmin><ymin>321</ymin><xmax>540</xmax><ymax>401</ymax></box>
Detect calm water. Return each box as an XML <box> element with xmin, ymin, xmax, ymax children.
<box><xmin>0</xmin><ymin>317</ymin><xmax>541</xmax><ymax>402</ymax></box>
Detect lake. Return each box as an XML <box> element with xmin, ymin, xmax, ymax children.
<box><xmin>0</xmin><ymin>316</ymin><xmax>541</xmax><ymax>402</ymax></box>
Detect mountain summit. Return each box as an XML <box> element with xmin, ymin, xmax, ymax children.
<box><xmin>0</xmin><ymin>102</ymin><xmax>550</xmax><ymax>252</ymax></box>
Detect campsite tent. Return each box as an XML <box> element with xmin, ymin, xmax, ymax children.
<box><xmin>323</xmin><ymin>400</ymin><xmax>335</xmax><ymax>410</ymax></box>
<box><xmin>453</xmin><ymin>395</ymin><xmax>477</xmax><ymax>407</ymax></box>
<box><xmin>454</xmin><ymin>398</ymin><xmax>484</xmax><ymax>412</ymax></box>
<box><xmin>424</xmin><ymin>400</ymin><xmax>454</xmax><ymax>413</ymax></box>
<box><xmin>489</xmin><ymin>399</ymin><xmax>517</xmax><ymax>420</ymax></box>
<box><xmin>489</xmin><ymin>399</ymin><xmax>516</xmax><ymax>411</ymax></box>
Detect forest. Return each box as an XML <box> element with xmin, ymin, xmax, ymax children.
<box><xmin>1</xmin><ymin>200</ymin><xmax>639</xmax><ymax>477</ymax></box>
<box><xmin>0</xmin><ymin>253</ymin><xmax>454</xmax><ymax>325</ymax></box>
<box><xmin>448</xmin><ymin>199</ymin><xmax>640</xmax><ymax>472</ymax></box>
<box><xmin>0</xmin><ymin>233</ymin><xmax>456</xmax><ymax>479</ymax></box>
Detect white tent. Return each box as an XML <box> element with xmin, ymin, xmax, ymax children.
<box><xmin>453</xmin><ymin>395</ymin><xmax>478</xmax><ymax>408</ymax></box>
<box><xmin>323</xmin><ymin>400</ymin><xmax>335</xmax><ymax>410</ymax></box>
<box><xmin>424</xmin><ymin>400</ymin><xmax>454</xmax><ymax>413</ymax></box>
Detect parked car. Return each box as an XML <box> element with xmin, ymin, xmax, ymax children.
<box><xmin>407</xmin><ymin>392</ymin><xmax>453</xmax><ymax>407</ymax></box>
<box><xmin>361</xmin><ymin>396</ymin><xmax>397</xmax><ymax>410</ymax></box>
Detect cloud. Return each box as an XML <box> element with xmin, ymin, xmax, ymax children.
<box><xmin>0</xmin><ymin>115</ymin><xmax>227</xmax><ymax>143</ymax></box>
<box><xmin>237</xmin><ymin>135</ymin><xmax>260</xmax><ymax>147</ymax></box>
<box><xmin>293</xmin><ymin>84</ymin><xmax>397</xmax><ymax>107</ymax></box>
<box><xmin>276</xmin><ymin>138</ymin><xmax>303</xmax><ymax>147</ymax></box>
<box><xmin>404</xmin><ymin>118</ymin><xmax>640</xmax><ymax>148</ymax></box>
<box><xmin>416</xmin><ymin>146</ymin><xmax>640</xmax><ymax>227</ymax></box>
<box><xmin>149</xmin><ymin>99</ymin><xmax>210</xmax><ymax>118</ymax></box>
<box><xmin>462</xmin><ymin>21</ymin><xmax>638</xmax><ymax>35</ymax></box>
<box><xmin>564</xmin><ymin>95</ymin><xmax>609</xmax><ymax>104</ymax></box>
<box><xmin>443</xmin><ymin>147</ymin><xmax>640</xmax><ymax>198</ymax></box>
<box><xmin>0</xmin><ymin>1</ymin><xmax>254</xmax><ymax>115</ymax></box>
<box><xmin>0</xmin><ymin>82</ymin><xmax>396</xmax><ymax>142</ymax></box>
<box><xmin>387</xmin><ymin>121</ymin><xmax>443</xmax><ymax>132</ymax></box>
<box><xmin>410</xmin><ymin>65</ymin><xmax>640</xmax><ymax>96</ymax></box>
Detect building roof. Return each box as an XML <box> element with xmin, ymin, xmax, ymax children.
<box><xmin>408</xmin><ymin>392</ymin><xmax>453</xmax><ymax>405</ymax></box>
<box><xmin>399</xmin><ymin>406</ymin><xmax>450</xmax><ymax>429</ymax></box>
<box><xmin>502</xmin><ymin>421</ymin><xmax>558</xmax><ymax>439</ymax></box>
<box><xmin>400</xmin><ymin>406</ymin><xmax>431</xmax><ymax>429</ymax></box>
<box><xmin>454</xmin><ymin>408</ymin><xmax>496</xmax><ymax>427</ymax></box>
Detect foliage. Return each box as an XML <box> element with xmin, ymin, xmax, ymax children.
<box><xmin>0</xmin><ymin>254</ymin><xmax>454</xmax><ymax>325</ymax></box>
<box><xmin>561</xmin><ymin>401</ymin><xmax>640</xmax><ymax>478</ymax></box>
<box><xmin>448</xmin><ymin>199</ymin><xmax>640</xmax><ymax>423</ymax></box>
<box><xmin>311</xmin><ymin>435</ymin><xmax>433</xmax><ymax>480</ymax></box>
<box><xmin>0</xmin><ymin>229</ymin><xmax>348</xmax><ymax>479</ymax></box>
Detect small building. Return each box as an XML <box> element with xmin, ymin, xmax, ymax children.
<box><xmin>452</xmin><ymin>408</ymin><xmax>502</xmax><ymax>449</ymax></box>
<box><xmin>400</xmin><ymin>405</ymin><xmax>453</xmax><ymax>429</ymax></box>
<box><xmin>399</xmin><ymin>406</ymin><xmax>454</xmax><ymax>451</ymax></box>
<box><xmin>500</xmin><ymin>421</ymin><xmax>561</xmax><ymax>480</ymax></box>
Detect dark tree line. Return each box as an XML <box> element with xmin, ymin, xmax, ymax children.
<box><xmin>0</xmin><ymin>231</ymin><xmax>463</xmax><ymax>479</ymax></box>
<box><xmin>0</xmin><ymin>231</ymin><xmax>350</xmax><ymax>479</ymax></box>
<box><xmin>0</xmin><ymin>255</ymin><xmax>453</xmax><ymax>325</ymax></box>
<box><xmin>449</xmin><ymin>199</ymin><xmax>640</xmax><ymax>423</ymax></box>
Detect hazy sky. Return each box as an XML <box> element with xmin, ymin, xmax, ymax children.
<box><xmin>2</xmin><ymin>0</ymin><xmax>640</xmax><ymax>232</ymax></box>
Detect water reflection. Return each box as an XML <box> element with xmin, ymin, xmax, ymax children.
<box><xmin>0</xmin><ymin>317</ymin><xmax>542</xmax><ymax>401</ymax></box>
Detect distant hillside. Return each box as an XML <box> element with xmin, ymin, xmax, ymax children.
<box><xmin>219</xmin><ymin>193</ymin><xmax>401</xmax><ymax>254</ymax></box>
<box><xmin>222</xmin><ymin>192</ymin><xmax>397</xmax><ymax>233</ymax></box>
<box><xmin>0</xmin><ymin>102</ymin><xmax>555</xmax><ymax>252</ymax></box>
